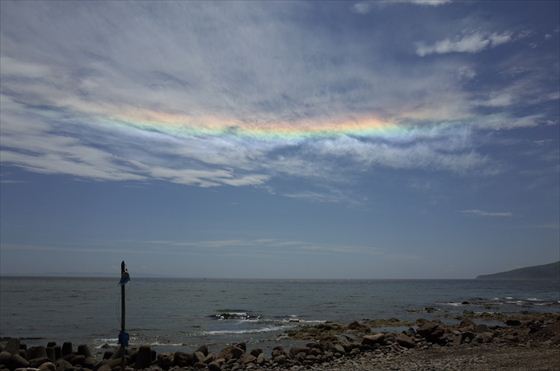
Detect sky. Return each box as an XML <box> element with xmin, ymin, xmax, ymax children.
<box><xmin>0</xmin><ymin>0</ymin><xmax>559</xmax><ymax>279</ymax></box>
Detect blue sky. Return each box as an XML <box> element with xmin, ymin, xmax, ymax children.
<box><xmin>1</xmin><ymin>0</ymin><xmax>558</xmax><ymax>278</ymax></box>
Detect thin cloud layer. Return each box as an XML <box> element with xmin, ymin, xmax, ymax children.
<box><xmin>0</xmin><ymin>1</ymin><xmax>557</xmax><ymax>195</ymax></box>
<box><xmin>460</xmin><ymin>209</ymin><xmax>513</xmax><ymax>218</ymax></box>
<box><xmin>416</xmin><ymin>32</ymin><xmax>513</xmax><ymax>56</ymax></box>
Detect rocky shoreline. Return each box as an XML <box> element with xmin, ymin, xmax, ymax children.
<box><xmin>1</xmin><ymin>311</ymin><xmax>559</xmax><ymax>371</ymax></box>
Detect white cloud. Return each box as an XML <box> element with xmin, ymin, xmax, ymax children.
<box><xmin>416</xmin><ymin>32</ymin><xmax>513</xmax><ymax>56</ymax></box>
<box><xmin>353</xmin><ymin>0</ymin><xmax>450</xmax><ymax>13</ymax></box>
<box><xmin>460</xmin><ymin>209</ymin><xmax>513</xmax><ymax>217</ymax></box>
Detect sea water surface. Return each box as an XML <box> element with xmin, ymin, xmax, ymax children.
<box><xmin>1</xmin><ymin>277</ymin><xmax>559</xmax><ymax>352</ymax></box>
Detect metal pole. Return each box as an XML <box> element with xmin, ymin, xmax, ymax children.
<box><xmin>120</xmin><ymin>261</ymin><xmax>126</xmax><ymax>371</ymax></box>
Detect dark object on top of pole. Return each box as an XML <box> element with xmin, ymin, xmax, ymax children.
<box><xmin>118</xmin><ymin>261</ymin><xmax>130</xmax><ymax>370</ymax></box>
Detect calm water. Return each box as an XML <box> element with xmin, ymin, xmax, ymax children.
<box><xmin>1</xmin><ymin>277</ymin><xmax>559</xmax><ymax>353</ymax></box>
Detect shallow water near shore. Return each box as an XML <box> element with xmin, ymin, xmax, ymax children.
<box><xmin>1</xmin><ymin>277</ymin><xmax>558</xmax><ymax>353</ymax></box>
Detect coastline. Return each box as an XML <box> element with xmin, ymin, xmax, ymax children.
<box><xmin>1</xmin><ymin>311</ymin><xmax>559</xmax><ymax>371</ymax></box>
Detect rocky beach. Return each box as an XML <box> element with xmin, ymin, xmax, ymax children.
<box><xmin>2</xmin><ymin>310</ymin><xmax>559</xmax><ymax>371</ymax></box>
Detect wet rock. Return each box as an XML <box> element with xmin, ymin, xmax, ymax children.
<box><xmin>503</xmin><ymin>334</ymin><xmax>519</xmax><ymax>343</ymax></box>
<box><xmin>271</xmin><ymin>346</ymin><xmax>287</xmax><ymax>359</ymax></box>
<box><xmin>395</xmin><ymin>334</ymin><xmax>415</xmax><ymax>348</ymax></box>
<box><xmin>102</xmin><ymin>351</ymin><xmax>113</xmax><ymax>360</ymax></box>
<box><xmin>273</xmin><ymin>355</ymin><xmax>287</xmax><ymax>364</ymax></box>
<box><xmin>248</xmin><ymin>349</ymin><xmax>262</xmax><ymax>358</ymax></box>
<box><xmin>38</xmin><ymin>362</ymin><xmax>56</xmax><ymax>371</ymax></box>
<box><xmin>347</xmin><ymin>321</ymin><xmax>369</xmax><ymax>332</ymax></box>
<box><xmin>217</xmin><ymin>346</ymin><xmax>243</xmax><ymax>361</ymax></box>
<box><xmin>193</xmin><ymin>352</ymin><xmax>205</xmax><ymax>364</ymax></box>
<box><xmin>30</xmin><ymin>357</ymin><xmax>50</xmax><ymax>368</ymax></box>
<box><xmin>417</xmin><ymin>322</ymin><xmax>445</xmax><ymax>343</ymax></box>
<box><xmin>362</xmin><ymin>334</ymin><xmax>386</xmax><ymax>346</ymax></box>
<box><xmin>135</xmin><ymin>346</ymin><xmax>152</xmax><ymax>369</ymax></box>
<box><xmin>27</xmin><ymin>347</ymin><xmax>47</xmax><ymax>361</ymax></box>
<box><xmin>0</xmin><ymin>352</ymin><xmax>11</xmax><ymax>366</ymax></box>
<box><xmin>195</xmin><ymin>345</ymin><xmax>208</xmax><ymax>357</ymax></box>
<box><xmin>207</xmin><ymin>363</ymin><xmax>221</xmax><ymax>371</ymax></box>
<box><xmin>54</xmin><ymin>359</ymin><xmax>72</xmax><ymax>371</ymax></box>
<box><xmin>11</xmin><ymin>354</ymin><xmax>30</xmax><ymax>369</ymax></box>
<box><xmin>203</xmin><ymin>353</ymin><xmax>215</xmax><ymax>364</ymax></box>
<box><xmin>60</xmin><ymin>344</ymin><xmax>72</xmax><ymax>358</ymax></box>
<box><xmin>460</xmin><ymin>331</ymin><xmax>475</xmax><ymax>344</ymax></box>
<box><xmin>76</xmin><ymin>346</ymin><xmax>91</xmax><ymax>359</ymax></box>
<box><xmin>241</xmin><ymin>354</ymin><xmax>256</xmax><ymax>365</ymax></box>
<box><xmin>506</xmin><ymin>319</ymin><xmax>522</xmax><ymax>327</ymax></box>
<box><xmin>234</xmin><ymin>343</ymin><xmax>246</xmax><ymax>352</ymax></box>
<box><xmin>332</xmin><ymin>344</ymin><xmax>345</xmax><ymax>354</ymax></box>
<box><xmin>255</xmin><ymin>353</ymin><xmax>265</xmax><ymax>365</ymax></box>
<box><xmin>288</xmin><ymin>347</ymin><xmax>307</xmax><ymax>358</ymax></box>
<box><xmin>475</xmin><ymin>332</ymin><xmax>494</xmax><ymax>344</ymax></box>
<box><xmin>157</xmin><ymin>354</ymin><xmax>173</xmax><ymax>369</ymax></box>
<box><xmin>5</xmin><ymin>340</ymin><xmax>20</xmax><ymax>355</ymax></box>
<box><xmin>96</xmin><ymin>365</ymin><xmax>111</xmax><ymax>371</ymax></box>
<box><xmin>45</xmin><ymin>348</ymin><xmax>56</xmax><ymax>363</ymax></box>
<box><xmin>69</xmin><ymin>355</ymin><xmax>86</xmax><ymax>366</ymax></box>
<box><xmin>172</xmin><ymin>352</ymin><xmax>193</xmax><ymax>367</ymax></box>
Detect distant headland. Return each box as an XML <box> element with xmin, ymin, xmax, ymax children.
<box><xmin>476</xmin><ymin>261</ymin><xmax>560</xmax><ymax>281</ymax></box>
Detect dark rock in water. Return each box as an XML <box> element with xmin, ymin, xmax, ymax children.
<box><xmin>462</xmin><ymin>301</ymin><xmax>470</xmax><ymax>305</ymax></box>
<box><xmin>362</xmin><ymin>334</ymin><xmax>386</xmax><ymax>346</ymax></box>
<box><xmin>27</xmin><ymin>346</ymin><xmax>47</xmax><ymax>360</ymax></box>
<box><xmin>172</xmin><ymin>352</ymin><xmax>193</xmax><ymax>368</ymax></box>
<box><xmin>76</xmin><ymin>345</ymin><xmax>91</xmax><ymax>358</ymax></box>
<box><xmin>46</xmin><ymin>343</ymin><xmax>56</xmax><ymax>349</ymax></box>
<box><xmin>195</xmin><ymin>345</ymin><xmax>208</xmax><ymax>357</ymax></box>
<box><xmin>506</xmin><ymin>319</ymin><xmax>521</xmax><ymax>326</ymax></box>
<box><xmin>395</xmin><ymin>334</ymin><xmax>415</xmax><ymax>348</ymax></box>
<box><xmin>55</xmin><ymin>359</ymin><xmax>72</xmax><ymax>371</ymax></box>
<box><xmin>11</xmin><ymin>354</ymin><xmax>30</xmax><ymax>369</ymax></box>
<box><xmin>38</xmin><ymin>361</ymin><xmax>56</xmax><ymax>371</ymax></box>
<box><xmin>135</xmin><ymin>346</ymin><xmax>152</xmax><ymax>369</ymax></box>
<box><xmin>61</xmin><ymin>344</ymin><xmax>72</xmax><ymax>358</ymax></box>
<box><xmin>5</xmin><ymin>339</ymin><xmax>20</xmax><ymax>355</ymax></box>
<box><xmin>102</xmin><ymin>351</ymin><xmax>113</xmax><ymax>360</ymax></box>
<box><xmin>207</xmin><ymin>362</ymin><xmax>221</xmax><ymax>371</ymax></box>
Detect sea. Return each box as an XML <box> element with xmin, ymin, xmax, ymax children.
<box><xmin>1</xmin><ymin>277</ymin><xmax>559</xmax><ymax>354</ymax></box>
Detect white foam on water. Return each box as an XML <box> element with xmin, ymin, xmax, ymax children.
<box><xmin>202</xmin><ymin>325</ymin><xmax>291</xmax><ymax>335</ymax></box>
<box><xmin>149</xmin><ymin>342</ymin><xmax>184</xmax><ymax>347</ymax></box>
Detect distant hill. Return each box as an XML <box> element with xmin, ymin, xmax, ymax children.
<box><xmin>476</xmin><ymin>261</ymin><xmax>560</xmax><ymax>280</ymax></box>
